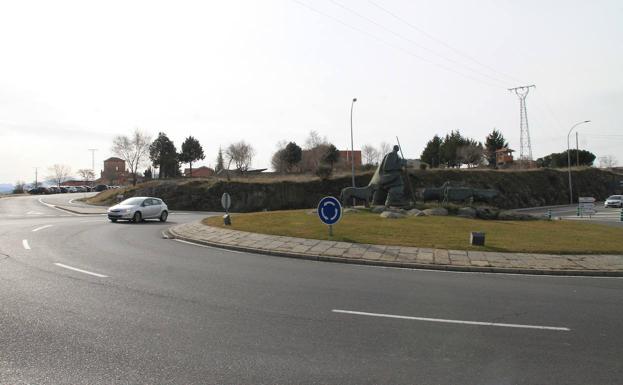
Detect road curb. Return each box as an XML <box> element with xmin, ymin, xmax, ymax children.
<box><xmin>165</xmin><ymin>226</ymin><xmax>623</xmax><ymax>277</ymax></box>
<box><xmin>52</xmin><ymin>205</ymin><xmax>106</xmax><ymax>215</ymax></box>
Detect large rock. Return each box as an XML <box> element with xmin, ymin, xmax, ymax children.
<box><xmin>423</xmin><ymin>207</ymin><xmax>448</xmax><ymax>216</ymax></box>
<box><xmin>406</xmin><ymin>208</ymin><xmax>425</xmax><ymax>217</ymax></box>
<box><xmin>380</xmin><ymin>210</ymin><xmax>406</xmax><ymax>219</ymax></box>
<box><xmin>476</xmin><ymin>206</ymin><xmax>500</xmax><ymax>220</ymax></box>
<box><xmin>371</xmin><ymin>206</ymin><xmax>386</xmax><ymax>213</ymax></box>
<box><xmin>457</xmin><ymin>207</ymin><xmax>476</xmax><ymax>218</ymax></box>
<box><xmin>498</xmin><ymin>210</ymin><xmax>539</xmax><ymax>221</ymax></box>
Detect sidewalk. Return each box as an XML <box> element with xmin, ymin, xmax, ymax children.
<box><xmin>167</xmin><ymin>222</ymin><xmax>623</xmax><ymax>277</ymax></box>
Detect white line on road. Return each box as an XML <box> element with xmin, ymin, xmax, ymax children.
<box><xmin>32</xmin><ymin>224</ymin><xmax>53</xmax><ymax>232</ymax></box>
<box><xmin>37</xmin><ymin>197</ymin><xmax>80</xmax><ymax>216</ymax></box>
<box><xmin>53</xmin><ymin>263</ymin><xmax>108</xmax><ymax>278</ymax></box>
<box><xmin>332</xmin><ymin>309</ymin><xmax>571</xmax><ymax>331</ymax></box>
<box><xmin>22</xmin><ymin>239</ymin><xmax>31</xmax><ymax>250</ymax></box>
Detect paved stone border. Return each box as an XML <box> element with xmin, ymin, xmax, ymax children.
<box><xmin>166</xmin><ymin>222</ymin><xmax>623</xmax><ymax>277</ymax></box>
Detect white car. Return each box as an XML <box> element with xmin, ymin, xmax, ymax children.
<box><xmin>604</xmin><ymin>195</ymin><xmax>623</xmax><ymax>208</ymax></box>
<box><xmin>107</xmin><ymin>197</ymin><xmax>169</xmax><ymax>223</ymax></box>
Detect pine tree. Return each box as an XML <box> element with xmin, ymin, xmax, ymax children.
<box><xmin>420</xmin><ymin>135</ymin><xmax>443</xmax><ymax>168</ymax></box>
<box><xmin>149</xmin><ymin>132</ymin><xmax>178</xmax><ymax>178</ymax></box>
<box><xmin>283</xmin><ymin>142</ymin><xmax>302</xmax><ymax>172</ymax></box>
<box><xmin>484</xmin><ymin>129</ymin><xmax>508</xmax><ymax>168</ymax></box>
<box><xmin>179</xmin><ymin>136</ymin><xmax>205</xmax><ymax>177</ymax></box>
<box><xmin>215</xmin><ymin>147</ymin><xmax>225</xmax><ymax>174</ymax></box>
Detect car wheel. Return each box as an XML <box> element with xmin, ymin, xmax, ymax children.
<box><xmin>133</xmin><ymin>212</ymin><xmax>142</xmax><ymax>223</ymax></box>
<box><xmin>159</xmin><ymin>211</ymin><xmax>168</xmax><ymax>222</ymax></box>
<box><xmin>110</xmin><ymin>218</ymin><xmax>117</xmax><ymax>223</ymax></box>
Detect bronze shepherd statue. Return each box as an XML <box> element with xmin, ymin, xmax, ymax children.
<box><xmin>340</xmin><ymin>145</ymin><xmax>409</xmax><ymax>207</ymax></box>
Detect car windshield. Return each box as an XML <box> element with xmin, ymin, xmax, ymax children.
<box><xmin>608</xmin><ymin>196</ymin><xmax>622</xmax><ymax>200</ymax></box>
<box><xmin>120</xmin><ymin>198</ymin><xmax>144</xmax><ymax>206</ymax></box>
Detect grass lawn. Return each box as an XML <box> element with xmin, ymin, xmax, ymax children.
<box><xmin>204</xmin><ymin>210</ymin><xmax>623</xmax><ymax>254</ymax></box>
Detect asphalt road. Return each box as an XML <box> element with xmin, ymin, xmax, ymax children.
<box><xmin>516</xmin><ymin>202</ymin><xmax>623</xmax><ymax>227</ymax></box>
<box><xmin>1</xmin><ymin>194</ymin><xmax>622</xmax><ymax>384</ymax></box>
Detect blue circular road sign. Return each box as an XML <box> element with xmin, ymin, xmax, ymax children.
<box><xmin>317</xmin><ymin>196</ymin><xmax>342</xmax><ymax>225</ymax></box>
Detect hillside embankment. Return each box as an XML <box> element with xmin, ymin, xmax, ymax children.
<box><xmin>87</xmin><ymin>168</ymin><xmax>623</xmax><ymax>212</ymax></box>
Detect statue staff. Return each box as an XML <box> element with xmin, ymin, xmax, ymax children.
<box><xmin>396</xmin><ymin>136</ymin><xmax>416</xmax><ymax>205</ymax></box>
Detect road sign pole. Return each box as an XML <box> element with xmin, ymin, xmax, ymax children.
<box><xmin>317</xmin><ymin>196</ymin><xmax>342</xmax><ymax>239</ymax></box>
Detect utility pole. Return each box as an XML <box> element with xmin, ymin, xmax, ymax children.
<box><xmin>350</xmin><ymin>98</ymin><xmax>357</xmax><ymax>206</ymax></box>
<box><xmin>34</xmin><ymin>167</ymin><xmax>38</xmax><ymax>188</ymax></box>
<box><xmin>508</xmin><ymin>85</ymin><xmax>535</xmax><ymax>168</ymax></box>
<box><xmin>567</xmin><ymin>120</ymin><xmax>590</xmax><ymax>204</ymax></box>
<box><xmin>88</xmin><ymin>149</ymin><xmax>98</xmax><ymax>171</ymax></box>
<box><xmin>575</xmin><ymin>132</ymin><xmax>579</xmax><ymax>166</ymax></box>
<box><xmin>88</xmin><ymin>149</ymin><xmax>97</xmax><ymax>186</ymax></box>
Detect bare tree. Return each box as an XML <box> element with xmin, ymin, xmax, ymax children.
<box><xmin>304</xmin><ymin>130</ymin><xmax>328</xmax><ymax>150</ymax></box>
<box><xmin>13</xmin><ymin>180</ymin><xmax>26</xmax><ymax>194</ymax></box>
<box><xmin>48</xmin><ymin>164</ymin><xmax>72</xmax><ymax>187</ymax></box>
<box><xmin>225</xmin><ymin>141</ymin><xmax>255</xmax><ymax>173</ymax></box>
<box><xmin>361</xmin><ymin>144</ymin><xmax>380</xmax><ymax>165</ymax></box>
<box><xmin>112</xmin><ymin>128</ymin><xmax>152</xmax><ymax>185</ymax></box>
<box><xmin>77</xmin><ymin>169</ymin><xmax>95</xmax><ymax>186</ymax></box>
<box><xmin>378</xmin><ymin>142</ymin><xmax>392</xmax><ymax>157</ymax></box>
<box><xmin>457</xmin><ymin>143</ymin><xmax>484</xmax><ymax>168</ymax></box>
<box><xmin>599</xmin><ymin>155</ymin><xmax>617</xmax><ymax>168</ymax></box>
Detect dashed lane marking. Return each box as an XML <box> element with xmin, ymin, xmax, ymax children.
<box><xmin>22</xmin><ymin>239</ymin><xmax>31</xmax><ymax>250</ymax></box>
<box><xmin>32</xmin><ymin>225</ymin><xmax>53</xmax><ymax>232</ymax></box>
<box><xmin>53</xmin><ymin>263</ymin><xmax>108</xmax><ymax>278</ymax></box>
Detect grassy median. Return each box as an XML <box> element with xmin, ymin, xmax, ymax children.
<box><xmin>204</xmin><ymin>210</ymin><xmax>623</xmax><ymax>254</ymax></box>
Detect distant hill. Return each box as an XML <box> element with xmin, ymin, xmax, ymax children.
<box><xmin>0</xmin><ymin>184</ymin><xmax>14</xmax><ymax>193</ymax></box>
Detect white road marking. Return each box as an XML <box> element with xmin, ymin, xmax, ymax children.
<box><xmin>37</xmin><ymin>197</ymin><xmax>80</xmax><ymax>216</ymax></box>
<box><xmin>22</xmin><ymin>239</ymin><xmax>31</xmax><ymax>250</ymax></box>
<box><xmin>332</xmin><ymin>309</ymin><xmax>571</xmax><ymax>331</ymax></box>
<box><xmin>53</xmin><ymin>263</ymin><xmax>108</xmax><ymax>278</ymax></box>
<box><xmin>173</xmin><ymin>239</ymin><xmax>244</xmax><ymax>254</ymax></box>
<box><xmin>32</xmin><ymin>224</ymin><xmax>53</xmax><ymax>232</ymax></box>
<box><xmin>26</xmin><ymin>211</ymin><xmax>43</xmax><ymax>215</ymax></box>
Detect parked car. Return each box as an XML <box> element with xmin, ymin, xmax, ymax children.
<box><xmin>107</xmin><ymin>197</ymin><xmax>168</xmax><ymax>223</ymax></box>
<box><xmin>74</xmin><ymin>186</ymin><xmax>86</xmax><ymax>193</ymax></box>
<box><xmin>94</xmin><ymin>184</ymin><xmax>108</xmax><ymax>192</ymax></box>
<box><xmin>28</xmin><ymin>187</ymin><xmax>49</xmax><ymax>195</ymax></box>
<box><xmin>48</xmin><ymin>186</ymin><xmax>60</xmax><ymax>194</ymax></box>
<box><xmin>604</xmin><ymin>195</ymin><xmax>623</xmax><ymax>208</ymax></box>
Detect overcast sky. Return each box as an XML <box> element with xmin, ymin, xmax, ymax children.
<box><xmin>1</xmin><ymin>0</ymin><xmax>621</xmax><ymax>184</ymax></box>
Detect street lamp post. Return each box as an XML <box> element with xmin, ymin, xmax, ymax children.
<box><xmin>567</xmin><ymin>120</ymin><xmax>590</xmax><ymax>204</ymax></box>
<box><xmin>350</xmin><ymin>98</ymin><xmax>357</xmax><ymax>203</ymax></box>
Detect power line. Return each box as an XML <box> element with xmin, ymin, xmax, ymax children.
<box><xmin>290</xmin><ymin>0</ymin><xmax>505</xmax><ymax>88</ymax></box>
<box><xmin>367</xmin><ymin>0</ymin><xmax>525</xmax><ymax>85</ymax></box>
<box><xmin>327</xmin><ymin>0</ymin><xmax>511</xmax><ymax>87</ymax></box>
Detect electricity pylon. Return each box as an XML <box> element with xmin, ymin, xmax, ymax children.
<box><xmin>508</xmin><ymin>85</ymin><xmax>535</xmax><ymax>167</ymax></box>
